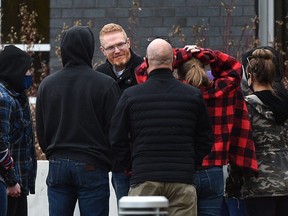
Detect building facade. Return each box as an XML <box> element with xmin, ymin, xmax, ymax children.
<box><xmin>49</xmin><ymin>0</ymin><xmax>287</xmax><ymax>72</ymax></box>
<box><xmin>1</xmin><ymin>0</ymin><xmax>287</xmax><ymax>76</ymax></box>
<box><xmin>49</xmin><ymin>0</ymin><xmax>257</xmax><ymax>71</ymax></box>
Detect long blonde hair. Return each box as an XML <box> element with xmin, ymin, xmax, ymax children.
<box><xmin>177</xmin><ymin>58</ymin><xmax>210</xmax><ymax>88</ymax></box>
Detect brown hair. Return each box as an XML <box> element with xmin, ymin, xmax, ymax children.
<box><xmin>177</xmin><ymin>58</ymin><xmax>210</xmax><ymax>88</ymax></box>
<box><xmin>246</xmin><ymin>49</ymin><xmax>275</xmax><ymax>90</ymax></box>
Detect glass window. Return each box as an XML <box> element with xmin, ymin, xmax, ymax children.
<box><xmin>1</xmin><ymin>0</ymin><xmax>49</xmax><ymax>44</ymax></box>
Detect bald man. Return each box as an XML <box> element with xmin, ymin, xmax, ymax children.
<box><xmin>110</xmin><ymin>39</ymin><xmax>213</xmax><ymax>216</ymax></box>
<box><xmin>145</xmin><ymin>38</ymin><xmax>174</xmax><ymax>72</ymax></box>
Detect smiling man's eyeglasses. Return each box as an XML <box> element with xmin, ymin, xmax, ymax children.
<box><xmin>102</xmin><ymin>40</ymin><xmax>128</xmax><ymax>53</ymax></box>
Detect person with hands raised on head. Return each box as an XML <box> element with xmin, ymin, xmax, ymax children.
<box><xmin>176</xmin><ymin>45</ymin><xmax>258</xmax><ymax>216</ymax></box>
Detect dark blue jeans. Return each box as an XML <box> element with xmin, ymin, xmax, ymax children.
<box><xmin>0</xmin><ymin>180</ymin><xmax>7</xmax><ymax>215</ymax></box>
<box><xmin>194</xmin><ymin>166</ymin><xmax>224</xmax><ymax>216</ymax></box>
<box><xmin>112</xmin><ymin>172</ymin><xmax>130</xmax><ymax>201</ymax></box>
<box><xmin>47</xmin><ymin>158</ymin><xmax>110</xmax><ymax>216</ymax></box>
<box><xmin>222</xmin><ymin>197</ymin><xmax>246</xmax><ymax>216</ymax></box>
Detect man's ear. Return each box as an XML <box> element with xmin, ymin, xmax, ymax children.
<box><xmin>127</xmin><ymin>38</ymin><xmax>131</xmax><ymax>48</ymax></box>
<box><xmin>247</xmin><ymin>72</ymin><xmax>253</xmax><ymax>87</ymax></box>
<box><xmin>100</xmin><ymin>46</ymin><xmax>107</xmax><ymax>57</ymax></box>
<box><xmin>247</xmin><ymin>72</ymin><xmax>251</xmax><ymax>80</ymax></box>
<box><xmin>145</xmin><ymin>57</ymin><xmax>149</xmax><ymax>68</ymax></box>
<box><xmin>173</xmin><ymin>54</ymin><xmax>176</xmax><ymax>65</ymax></box>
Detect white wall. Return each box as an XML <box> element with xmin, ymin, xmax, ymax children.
<box><xmin>28</xmin><ymin>161</ymin><xmax>118</xmax><ymax>216</ymax></box>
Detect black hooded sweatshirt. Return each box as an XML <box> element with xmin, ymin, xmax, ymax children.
<box><xmin>36</xmin><ymin>26</ymin><xmax>121</xmax><ymax>170</ymax></box>
<box><xmin>0</xmin><ymin>45</ymin><xmax>32</xmax><ymax>92</ymax></box>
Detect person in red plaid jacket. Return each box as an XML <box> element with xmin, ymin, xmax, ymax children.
<box><xmin>135</xmin><ymin>46</ymin><xmax>258</xmax><ymax>216</ymax></box>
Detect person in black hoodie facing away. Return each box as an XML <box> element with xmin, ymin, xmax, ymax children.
<box><xmin>36</xmin><ymin>26</ymin><xmax>121</xmax><ymax>216</ymax></box>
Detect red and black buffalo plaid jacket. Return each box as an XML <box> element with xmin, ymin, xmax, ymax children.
<box><xmin>135</xmin><ymin>48</ymin><xmax>258</xmax><ymax>173</ymax></box>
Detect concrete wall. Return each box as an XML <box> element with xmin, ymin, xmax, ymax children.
<box><xmin>49</xmin><ymin>0</ymin><xmax>256</xmax><ymax>72</ymax></box>
<box><xmin>28</xmin><ymin>161</ymin><xmax>118</xmax><ymax>216</ymax></box>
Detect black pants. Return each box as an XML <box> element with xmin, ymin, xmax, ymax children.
<box><xmin>7</xmin><ymin>193</ymin><xmax>27</xmax><ymax>216</ymax></box>
<box><xmin>245</xmin><ymin>195</ymin><xmax>288</xmax><ymax>216</ymax></box>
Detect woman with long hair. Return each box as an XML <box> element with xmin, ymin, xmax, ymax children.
<box><xmin>176</xmin><ymin>47</ymin><xmax>258</xmax><ymax>216</ymax></box>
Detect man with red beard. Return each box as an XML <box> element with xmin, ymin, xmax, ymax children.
<box><xmin>97</xmin><ymin>23</ymin><xmax>143</xmax><ymax>93</ymax></box>
<box><xmin>96</xmin><ymin>23</ymin><xmax>143</xmax><ymax>202</ymax></box>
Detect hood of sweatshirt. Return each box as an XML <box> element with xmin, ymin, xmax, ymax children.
<box><xmin>60</xmin><ymin>26</ymin><xmax>94</xmax><ymax>68</ymax></box>
<box><xmin>0</xmin><ymin>45</ymin><xmax>32</xmax><ymax>93</ymax></box>
<box><xmin>246</xmin><ymin>90</ymin><xmax>288</xmax><ymax>124</ymax></box>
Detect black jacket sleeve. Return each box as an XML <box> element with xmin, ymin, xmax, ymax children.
<box><xmin>109</xmin><ymin>93</ymin><xmax>131</xmax><ymax>171</ymax></box>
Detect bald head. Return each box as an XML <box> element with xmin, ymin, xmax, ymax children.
<box><xmin>146</xmin><ymin>39</ymin><xmax>174</xmax><ymax>73</ymax></box>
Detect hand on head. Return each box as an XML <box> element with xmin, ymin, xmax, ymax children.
<box><xmin>184</xmin><ymin>45</ymin><xmax>200</xmax><ymax>54</ymax></box>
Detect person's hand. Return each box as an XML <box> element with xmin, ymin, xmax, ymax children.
<box><xmin>184</xmin><ymin>45</ymin><xmax>200</xmax><ymax>53</ymax></box>
<box><xmin>7</xmin><ymin>183</ymin><xmax>21</xmax><ymax>197</ymax></box>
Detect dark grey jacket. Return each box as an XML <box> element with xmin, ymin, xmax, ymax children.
<box><xmin>110</xmin><ymin>69</ymin><xmax>213</xmax><ymax>185</ymax></box>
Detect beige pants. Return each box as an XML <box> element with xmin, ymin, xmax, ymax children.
<box><xmin>129</xmin><ymin>181</ymin><xmax>197</xmax><ymax>216</ymax></box>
